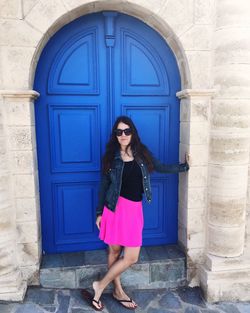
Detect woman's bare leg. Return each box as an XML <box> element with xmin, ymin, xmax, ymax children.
<box><xmin>108</xmin><ymin>245</ymin><xmax>137</xmax><ymax>309</ymax></box>
<box><xmin>108</xmin><ymin>245</ymin><xmax>123</xmax><ymax>291</ymax></box>
<box><xmin>92</xmin><ymin>246</ymin><xmax>141</xmax><ymax>309</ymax></box>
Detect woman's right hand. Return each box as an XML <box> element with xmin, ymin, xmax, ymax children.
<box><xmin>96</xmin><ymin>215</ymin><xmax>102</xmax><ymax>230</ymax></box>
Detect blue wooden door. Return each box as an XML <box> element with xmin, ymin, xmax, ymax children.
<box><xmin>34</xmin><ymin>12</ymin><xmax>181</xmax><ymax>253</ymax></box>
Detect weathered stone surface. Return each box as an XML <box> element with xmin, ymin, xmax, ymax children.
<box><xmin>194</xmin><ymin>0</ymin><xmax>215</xmax><ymax>24</ymax></box>
<box><xmin>120</xmin><ymin>263</ymin><xmax>149</xmax><ymax>288</ymax></box>
<box><xmin>76</xmin><ymin>265</ymin><xmax>107</xmax><ymax>289</ymax></box>
<box><xmin>17</xmin><ymin>242</ymin><xmax>40</xmax><ymax>266</ymax></box>
<box><xmin>177</xmin><ymin>287</ymin><xmax>206</xmax><ymax>308</ymax></box>
<box><xmin>159</xmin><ymin>291</ymin><xmax>182</xmax><ymax>309</ymax></box>
<box><xmin>208</xmin><ymin>224</ymin><xmax>245</xmax><ymax>257</ymax></box>
<box><xmin>150</xmin><ymin>260</ymin><xmax>185</xmax><ymax>283</ymax></box>
<box><xmin>24</xmin><ymin>287</ymin><xmax>55</xmax><ymax>305</ymax></box>
<box><xmin>40</xmin><ymin>269</ymin><xmax>76</xmax><ymax>289</ymax></box>
<box><xmin>15</xmin><ymin>303</ymin><xmax>44</xmax><ymax>313</ymax></box>
<box><xmin>0</xmin><ymin>0</ymin><xmax>250</xmax><ymax>304</ymax></box>
<box><xmin>56</xmin><ymin>291</ymin><xmax>70</xmax><ymax>313</ymax></box>
<box><xmin>24</xmin><ymin>0</ymin><xmax>68</xmax><ymax>34</ymax></box>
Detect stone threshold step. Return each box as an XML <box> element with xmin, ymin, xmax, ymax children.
<box><xmin>40</xmin><ymin>244</ymin><xmax>187</xmax><ymax>290</ymax></box>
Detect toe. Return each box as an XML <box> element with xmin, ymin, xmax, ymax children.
<box><xmin>92</xmin><ymin>299</ymin><xmax>103</xmax><ymax>310</ymax></box>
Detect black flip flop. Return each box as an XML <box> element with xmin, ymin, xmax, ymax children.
<box><xmin>112</xmin><ymin>294</ymin><xmax>138</xmax><ymax>310</ymax></box>
<box><xmin>81</xmin><ymin>289</ymin><xmax>104</xmax><ymax>311</ymax></box>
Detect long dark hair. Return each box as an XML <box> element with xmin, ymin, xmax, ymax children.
<box><xmin>102</xmin><ymin>116</ymin><xmax>154</xmax><ymax>174</ymax></box>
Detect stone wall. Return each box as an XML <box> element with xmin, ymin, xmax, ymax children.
<box><xmin>0</xmin><ymin>0</ymin><xmax>249</xmax><ymax>302</ymax></box>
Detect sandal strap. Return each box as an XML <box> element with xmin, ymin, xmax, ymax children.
<box><xmin>118</xmin><ymin>298</ymin><xmax>133</xmax><ymax>303</ymax></box>
<box><xmin>92</xmin><ymin>298</ymin><xmax>101</xmax><ymax>305</ymax></box>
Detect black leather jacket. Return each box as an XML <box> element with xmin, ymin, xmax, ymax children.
<box><xmin>96</xmin><ymin>150</ymin><xmax>189</xmax><ymax>216</ymax></box>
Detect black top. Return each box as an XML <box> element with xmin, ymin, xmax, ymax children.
<box><xmin>120</xmin><ymin>159</ymin><xmax>144</xmax><ymax>201</ymax></box>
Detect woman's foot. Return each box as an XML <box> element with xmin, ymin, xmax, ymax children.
<box><xmin>113</xmin><ymin>289</ymin><xmax>138</xmax><ymax>309</ymax></box>
<box><xmin>92</xmin><ymin>281</ymin><xmax>104</xmax><ymax>310</ymax></box>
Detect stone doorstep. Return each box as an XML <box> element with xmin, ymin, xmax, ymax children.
<box><xmin>40</xmin><ymin>244</ymin><xmax>187</xmax><ymax>290</ymax></box>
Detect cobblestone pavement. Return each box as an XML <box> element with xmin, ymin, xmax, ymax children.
<box><xmin>0</xmin><ymin>286</ymin><xmax>250</xmax><ymax>313</ymax></box>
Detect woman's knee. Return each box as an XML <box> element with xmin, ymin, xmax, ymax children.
<box><xmin>124</xmin><ymin>255</ymin><xmax>139</xmax><ymax>265</ymax></box>
<box><xmin>123</xmin><ymin>247</ymin><xmax>140</xmax><ymax>265</ymax></box>
<box><xmin>109</xmin><ymin>245</ymin><xmax>122</xmax><ymax>257</ymax></box>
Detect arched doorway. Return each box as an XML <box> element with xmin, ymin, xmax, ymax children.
<box><xmin>34</xmin><ymin>11</ymin><xmax>181</xmax><ymax>253</ymax></box>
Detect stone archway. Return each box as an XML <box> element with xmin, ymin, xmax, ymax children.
<box><xmin>0</xmin><ymin>0</ymin><xmax>217</xmax><ymax>301</ymax></box>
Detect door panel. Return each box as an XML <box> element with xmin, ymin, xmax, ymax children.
<box><xmin>114</xmin><ymin>14</ymin><xmax>180</xmax><ymax>245</ymax></box>
<box><xmin>48</xmin><ymin>104</ymin><xmax>100</xmax><ymax>172</ymax></box>
<box><xmin>34</xmin><ymin>12</ymin><xmax>181</xmax><ymax>253</ymax></box>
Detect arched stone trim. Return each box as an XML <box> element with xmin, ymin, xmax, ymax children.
<box><xmin>28</xmin><ymin>1</ymin><xmax>191</xmax><ymax>92</ymax></box>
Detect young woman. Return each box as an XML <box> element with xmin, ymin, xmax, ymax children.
<box><xmin>82</xmin><ymin>116</ymin><xmax>190</xmax><ymax>311</ymax></box>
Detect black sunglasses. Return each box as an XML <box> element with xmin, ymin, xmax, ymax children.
<box><xmin>114</xmin><ymin>128</ymin><xmax>132</xmax><ymax>136</ymax></box>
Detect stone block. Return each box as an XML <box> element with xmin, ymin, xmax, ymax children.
<box><xmin>0</xmin><ymin>280</ymin><xmax>27</xmax><ymax>302</ymax></box>
<box><xmin>208</xmin><ymin>223</ymin><xmax>245</xmax><ymax>256</ymax></box>
<box><xmin>0</xmin><ymin>240</ymin><xmax>17</xmax><ymax>276</ymax></box>
<box><xmin>181</xmin><ymin>187</ymin><xmax>207</xmax><ymax>209</ymax></box>
<box><xmin>210</xmin><ymin>135</ymin><xmax>250</xmax><ymax>165</ymax></box>
<box><xmin>159</xmin><ymin>0</ymin><xmax>193</xmax><ymax>36</ymax></box>
<box><xmin>25</xmin><ymin>0</ymin><xmax>68</xmax><ymax>34</ymax></box>
<box><xmin>180</xmin><ymin>25</ymin><xmax>213</xmax><ymax>50</ymax></box>
<box><xmin>211</xmin><ymin>99</ymin><xmax>250</xmax><ymax>129</ymax></box>
<box><xmin>187</xmin><ymin>209</ymin><xmax>206</xmax><ymax>232</ymax></box>
<box><xmin>188</xmin><ymin>166</ymin><xmax>208</xmax><ymax>187</ymax></box>
<box><xmin>150</xmin><ymin>260</ymin><xmax>185</xmax><ymax>283</ymax></box>
<box><xmin>177</xmin><ymin>286</ymin><xmax>206</xmax><ymax>307</ymax></box>
<box><xmin>25</xmin><ymin>286</ymin><xmax>56</xmax><ymax>305</ymax></box>
<box><xmin>121</xmin><ymin>263</ymin><xmax>149</xmax><ymax>288</ymax></box>
<box><xmin>83</xmin><ymin>249</ymin><xmax>108</xmax><ymax>265</ymax></box>
<box><xmin>16</xmin><ymin>221</ymin><xmax>39</xmax><ymax>244</ymax></box>
<box><xmin>187</xmin><ymin>267</ymin><xmax>200</xmax><ymax>288</ymax></box>
<box><xmin>200</xmin><ymin>266</ymin><xmax>250</xmax><ymax>302</ymax></box>
<box><xmin>178</xmin><ymin>222</ymin><xmax>187</xmax><ymax>248</ymax></box>
<box><xmin>12</xmin><ymin>150</ymin><xmax>37</xmax><ymax>174</ymax></box>
<box><xmin>181</xmin><ymin>97</ymin><xmax>210</xmax><ymax>123</ymax></box>
<box><xmin>0</xmin><ymin>20</ymin><xmax>41</xmax><ymax>47</ymax></box>
<box><xmin>5</xmin><ymin>100</ymin><xmax>35</xmax><ymax>126</ymax></box>
<box><xmin>20</xmin><ymin>264</ymin><xmax>40</xmax><ymax>285</ymax></box>
<box><xmin>187</xmin><ymin>228</ymin><xmax>205</xmax><ymax>249</ymax></box>
<box><xmin>17</xmin><ymin>242</ymin><xmax>40</xmax><ymax>266</ymax></box>
<box><xmin>214</xmin><ymin>28</ymin><xmax>250</xmax><ymax>66</ymax></box>
<box><xmin>214</xmin><ymin>64</ymin><xmax>250</xmax><ymax>99</ymax></box>
<box><xmin>216</xmin><ymin>0</ymin><xmax>250</xmax><ymax>28</ymax></box>
<box><xmin>186</xmin><ymin>51</ymin><xmax>212</xmax><ymax>89</ymax></box>
<box><xmin>1</xmin><ymin>46</ymin><xmax>36</xmax><ymax>89</ymax></box>
<box><xmin>16</xmin><ymin>197</ymin><xmax>39</xmax><ymax>223</ymax></box>
<box><xmin>178</xmin><ymin>206</ymin><xmax>187</xmax><ymax>229</ymax></box>
<box><xmin>40</xmin><ymin>268</ymin><xmax>76</xmax><ymax>288</ymax></box>
<box><xmin>62</xmin><ymin>0</ymin><xmax>95</xmax><ymax>11</ymax></box>
<box><xmin>194</xmin><ymin>0</ymin><xmax>215</xmax><ymax>24</ymax></box>
<box><xmin>94</xmin><ymin>0</ymin><xmax>136</xmax><ymax>15</ymax></box>
<box><xmin>23</xmin><ymin>1</ymin><xmax>39</xmax><ymax>17</ymax></box>
<box><xmin>181</xmin><ymin>121</ymin><xmax>209</xmax><ymax>145</ymax></box>
<box><xmin>209</xmin><ymin>164</ymin><xmax>248</xmax><ymax>198</ymax></box>
<box><xmin>14</xmin><ymin>173</ymin><xmax>38</xmax><ymax>198</ymax></box>
<box><xmin>9</xmin><ymin>126</ymin><xmax>36</xmax><ymax>151</ymax></box>
<box><xmin>180</xmin><ymin>144</ymin><xmax>208</xmax><ymax>166</ymax></box>
<box><xmin>76</xmin><ymin>265</ymin><xmax>107</xmax><ymax>289</ymax></box>
<box><xmin>158</xmin><ymin>290</ymin><xmax>182</xmax><ymax>309</ymax></box>
<box><xmin>208</xmin><ymin>194</ymin><xmax>246</xmax><ymax>226</ymax></box>
<box><xmin>186</xmin><ymin>248</ymin><xmax>205</xmax><ymax>268</ymax></box>
<box><xmin>0</xmin><ymin>0</ymin><xmax>22</xmax><ymax>18</ymax></box>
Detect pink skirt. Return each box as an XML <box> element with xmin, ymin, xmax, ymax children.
<box><xmin>99</xmin><ymin>196</ymin><xmax>144</xmax><ymax>247</ymax></box>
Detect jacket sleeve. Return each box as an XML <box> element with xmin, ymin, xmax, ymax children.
<box><xmin>151</xmin><ymin>154</ymin><xmax>189</xmax><ymax>174</ymax></box>
<box><xmin>96</xmin><ymin>172</ymin><xmax>111</xmax><ymax>217</ymax></box>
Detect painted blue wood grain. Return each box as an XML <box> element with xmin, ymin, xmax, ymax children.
<box><xmin>34</xmin><ymin>12</ymin><xmax>181</xmax><ymax>253</ymax></box>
